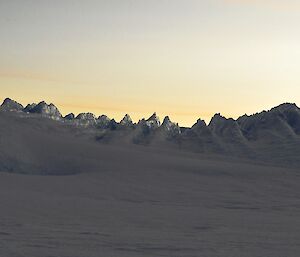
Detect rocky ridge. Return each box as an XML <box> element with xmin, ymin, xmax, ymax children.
<box><xmin>1</xmin><ymin>98</ymin><xmax>300</xmax><ymax>161</ymax></box>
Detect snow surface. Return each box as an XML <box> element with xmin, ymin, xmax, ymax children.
<box><xmin>0</xmin><ymin>100</ymin><xmax>300</xmax><ymax>256</ymax></box>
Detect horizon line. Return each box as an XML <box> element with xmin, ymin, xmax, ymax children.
<box><xmin>1</xmin><ymin>97</ymin><xmax>298</xmax><ymax>127</ymax></box>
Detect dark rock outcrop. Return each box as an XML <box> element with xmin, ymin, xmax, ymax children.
<box><xmin>24</xmin><ymin>103</ymin><xmax>37</xmax><ymax>113</ymax></box>
<box><xmin>64</xmin><ymin>113</ymin><xmax>75</xmax><ymax>120</ymax></box>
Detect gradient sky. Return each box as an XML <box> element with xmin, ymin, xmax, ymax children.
<box><xmin>1</xmin><ymin>0</ymin><xmax>300</xmax><ymax>126</ymax></box>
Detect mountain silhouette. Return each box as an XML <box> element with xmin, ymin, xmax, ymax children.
<box><xmin>1</xmin><ymin>98</ymin><xmax>300</xmax><ymax>172</ymax></box>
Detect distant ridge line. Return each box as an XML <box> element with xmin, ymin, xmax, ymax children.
<box><xmin>0</xmin><ymin>97</ymin><xmax>298</xmax><ymax>129</ymax></box>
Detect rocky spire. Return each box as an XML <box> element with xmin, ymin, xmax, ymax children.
<box><xmin>161</xmin><ymin>116</ymin><xmax>172</xmax><ymax>128</ymax></box>
<box><xmin>161</xmin><ymin>116</ymin><xmax>181</xmax><ymax>135</ymax></box>
<box><xmin>145</xmin><ymin>112</ymin><xmax>160</xmax><ymax>129</ymax></box>
<box><xmin>120</xmin><ymin>114</ymin><xmax>133</xmax><ymax>126</ymax></box>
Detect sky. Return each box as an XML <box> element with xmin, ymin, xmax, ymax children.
<box><xmin>0</xmin><ymin>0</ymin><xmax>300</xmax><ymax>126</ymax></box>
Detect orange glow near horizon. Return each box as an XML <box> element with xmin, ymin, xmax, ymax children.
<box><xmin>0</xmin><ymin>0</ymin><xmax>299</xmax><ymax>126</ymax></box>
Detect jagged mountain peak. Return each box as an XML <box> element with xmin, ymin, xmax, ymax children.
<box><xmin>192</xmin><ymin>118</ymin><xmax>207</xmax><ymax>129</ymax></box>
<box><xmin>237</xmin><ymin>103</ymin><xmax>299</xmax><ymax>122</ymax></box>
<box><xmin>161</xmin><ymin>116</ymin><xmax>176</xmax><ymax>127</ymax></box>
<box><xmin>97</xmin><ymin>115</ymin><xmax>111</xmax><ymax>129</ymax></box>
<box><xmin>37</xmin><ymin>100</ymin><xmax>58</xmax><ymax>108</ymax></box>
<box><xmin>162</xmin><ymin>115</ymin><xmax>171</xmax><ymax>123</ymax></box>
<box><xmin>271</xmin><ymin>102</ymin><xmax>298</xmax><ymax>112</ymax></box>
<box><xmin>2</xmin><ymin>98</ymin><xmax>17</xmax><ymax>105</ymax></box>
<box><xmin>1</xmin><ymin>98</ymin><xmax>300</xmax><ymax>140</ymax></box>
<box><xmin>28</xmin><ymin>101</ymin><xmax>62</xmax><ymax>120</ymax></box>
<box><xmin>108</xmin><ymin>118</ymin><xmax>118</xmax><ymax>130</ymax></box>
<box><xmin>145</xmin><ymin>112</ymin><xmax>161</xmax><ymax>128</ymax></box>
<box><xmin>97</xmin><ymin>114</ymin><xmax>111</xmax><ymax>124</ymax></box>
<box><xmin>0</xmin><ymin>98</ymin><xmax>24</xmax><ymax>111</ymax></box>
<box><xmin>208</xmin><ymin>113</ymin><xmax>245</xmax><ymax>143</ymax></box>
<box><xmin>64</xmin><ymin>113</ymin><xmax>75</xmax><ymax>120</ymax></box>
<box><xmin>76</xmin><ymin>113</ymin><xmax>96</xmax><ymax>120</ymax></box>
<box><xmin>75</xmin><ymin>113</ymin><xmax>97</xmax><ymax>126</ymax></box>
<box><xmin>24</xmin><ymin>103</ymin><xmax>37</xmax><ymax>112</ymax></box>
<box><xmin>209</xmin><ymin>113</ymin><xmax>236</xmax><ymax>128</ymax></box>
<box><xmin>237</xmin><ymin>102</ymin><xmax>300</xmax><ymax>138</ymax></box>
<box><xmin>98</xmin><ymin>114</ymin><xmax>111</xmax><ymax>122</ymax></box>
<box><xmin>120</xmin><ymin>114</ymin><xmax>133</xmax><ymax>126</ymax></box>
<box><xmin>187</xmin><ymin>118</ymin><xmax>212</xmax><ymax>139</ymax></box>
<box><xmin>160</xmin><ymin>116</ymin><xmax>181</xmax><ymax>135</ymax></box>
<box><xmin>147</xmin><ymin>112</ymin><xmax>159</xmax><ymax>120</ymax></box>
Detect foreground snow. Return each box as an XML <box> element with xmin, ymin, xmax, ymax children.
<box><xmin>0</xmin><ymin>150</ymin><xmax>299</xmax><ymax>257</ymax></box>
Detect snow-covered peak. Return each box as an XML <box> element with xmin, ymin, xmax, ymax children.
<box><xmin>145</xmin><ymin>112</ymin><xmax>160</xmax><ymax>129</ymax></box>
<box><xmin>75</xmin><ymin>113</ymin><xmax>97</xmax><ymax>126</ymax></box>
<box><xmin>161</xmin><ymin>116</ymin><xmax>176</xmax><ymax>129</ymax></box>
<box><xmin>161</xmin><ymin>116</ymin><xmax>181</xmax><ymax>135</ymax></box>
<box><xmin>97</xmin><ymin>115</ymin><xmax>111</xmax><ymax>129</ymax></box>
<box><xmin>76</xmin><ymin>113</ymin><xmax>96</xmax><ymax>120</ymax></box>
<box><xmin>147</xmin><ymin>112</ymin><xmax>160</xmax><ymax>123</ymax></box>
<box><xmin>162</xmin><ymin>116</ymin><xmax>171</xmax><ymax>125</ymax></box>
<box><xmin>120</xmin><ymin>114</ymin><xmax>133</xmax><ymax>126</ymax></box>
<box><xmin>98</xmin><ymin>115</ymin><xmax>111</xmax><ymax>123</ymax></box>
<box><xmin>28</xmin><ymin>101</ymin><xmax>62</xmax><ymax>120</ymax></box>
<box><xmin>0</xmin><ymin>98</ymin><xmax>24</xmax><ymax>111</ymax></box>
